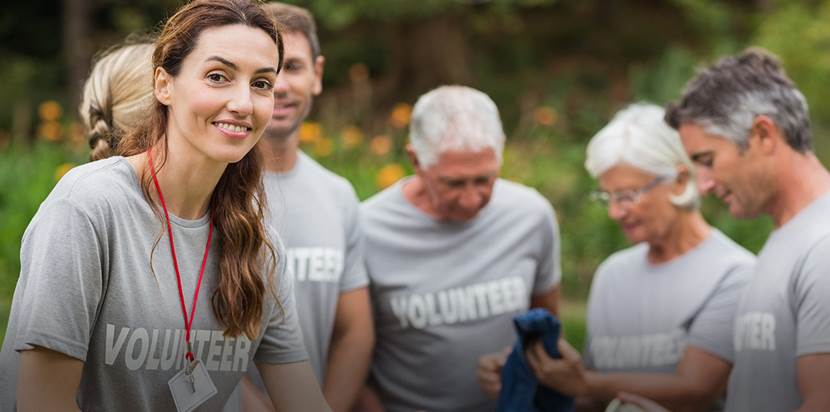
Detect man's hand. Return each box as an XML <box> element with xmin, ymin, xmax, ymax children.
<box><xmin>477</xmin><ymin>346</ymin><xmax>512</xmax><ymax>399</ymax></box>
<box><xmin>526</xmin><ymin>339</ymin><xmax>590</xmax><ymax>397</ymax></box>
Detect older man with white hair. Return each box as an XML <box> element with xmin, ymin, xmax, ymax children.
<box><xmin>489</xmin><ymin>103</ymin><xmax>755</xmax><ymax>412</ymax></box>
<box><xmin>360</xmin><ymin>85</ymin><xmax>562</xmax><ymax>411</ymax></box>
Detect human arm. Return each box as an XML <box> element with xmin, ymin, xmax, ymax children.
<box><xmin>14</xmin><ymin>199</ymin><xmax>105</xmax><ymax>411</ymax></box>
<box><xmin>323</xmin><ymin>287</ymin><xmax>374</xmax><ymax>412</ymax></box>
<box><xmin>526</xmin><ymin>340</ymin><xmax>729</xmax><ymax>411</ymax></box>
<box><xmin>530</xmin><ymin>285</ymin><xmax>560</xmax><ymax>316</ymax></box>
<box><xmin>793</xmin><ymin>237</ymin><xmax>830</xmax><ymax>411</ymax></box>
<box><xmin>353</xmin><ymin>385</ymin><xmax>386</xmax><ymax>412</ymax></box>
<box><xmin>17</xmin><ymin>347</ymin><xmax>83</xmax><ymax>411</ymax></box>
<box><xmin>258</xmin><ymin>360</ymin><xmax>332</xmax><ymax>412</ymax></box>
<box><xmin>796</xmin><ymin>354</ymin><xmax>830</xmax><ymax>412</ymax></box>
<box><xmin>238</xmin><ymin>374</ymin><xmax>275</xmax><ymax>412</ymax></box>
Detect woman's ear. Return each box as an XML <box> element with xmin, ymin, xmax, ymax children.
<box><xmin>154</xmin><ymin>67</ymin><xmax>173</xmax><ymax>106</ymax></box>
<box><xmin>673</xmin><ymin>164</ymin><xmax>691</xmax><ymax>194</ymax></box>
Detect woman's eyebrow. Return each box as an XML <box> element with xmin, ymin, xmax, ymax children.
<box><xmin>206</xmin><ymin>55</ymin><xmax>276</xmax><ymax>75</ymax></box>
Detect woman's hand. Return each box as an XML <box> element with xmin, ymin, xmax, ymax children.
<box><xmin>526</xmin><ymin>339</ymin><xmax>590</xmax><ymax>397</ymax></box>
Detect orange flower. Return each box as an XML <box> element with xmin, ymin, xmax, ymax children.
<box><xmin>313</xmin><ymin>137</ymin><xmax>334</xmax><ymax>157</ymax></box>
<box><xmin>389</xmin><ymin>103</ymin><xmax>412</xmax><ymax>129</ymax></box>
<box><xmin>39</xmin><ymin>100</ymin><xmax>63</xmax><ymax>121</ymax></box>
<box><xmin>533</xmin><ymin>106</ymin><xmax>558</xmax><ymax>127</ymax></box>
<box><xmin>299</xmin><ymin>122</ymin><xmax>322</xmax><ymax>144</ymax></box>
<box><xmin>370</xmin><ymin>135</ymin><xmax>392</xmax><ymax>156</ymax></box>
<box><xmin>376</xmin><ymin>163</ymin><xmax>405</xmax><ymax>189</ymax></box>
<box><xmin>341</xmin><ymin>126</ymin><xmax>364</xmax><ymax>150</ymax></box>
<box><xmin>54</xmin><ymin>162</ymin><xmax>75</xmax><ymax>181</ymax></box>
<box><xmin>38</xmin><ymin>121</ymin><xmax>63</xmax><ymax>142</ymax></box>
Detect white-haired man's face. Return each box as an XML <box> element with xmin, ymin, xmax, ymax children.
<box><xmin>416</xmin><ymin>148</ymin><xmax>500</xmax><ymax>222</ymax></box>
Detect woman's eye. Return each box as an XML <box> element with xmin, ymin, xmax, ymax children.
<box><xmin>207</xmin><ymin>73</ymin><xmax>227</xmax><ymax>83</ymax></box>
<box><xmin>252</xmin><ymin>79</ymin><xmax>273</xmax><ymax>90</ymax></box>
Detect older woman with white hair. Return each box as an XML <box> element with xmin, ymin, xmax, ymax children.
<box><xmin>521</xmin><ymin>103</ymin><xmax>756</xmax><ymax>411</ymax></box>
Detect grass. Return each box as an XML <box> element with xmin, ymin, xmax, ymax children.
<box><xmin>560</xmin><ymin>299</ymin><xmax>587</xmax><ymax>352</ymax></box>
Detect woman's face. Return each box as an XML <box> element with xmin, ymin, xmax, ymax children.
<box><xmin>155</xmin><ymin>23</ymin><xmax>279</xmax><ymax>164</ymax></box>
<box><xmin>597</xmin><ymin>163</ymin><xmax>679</xmax><ymax>244</ymax></box>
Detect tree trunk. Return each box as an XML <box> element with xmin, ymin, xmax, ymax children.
<box><xmin>63</xmin><ymin>0</ymin><xmax>91</xmax><ymax>111</ymax></box>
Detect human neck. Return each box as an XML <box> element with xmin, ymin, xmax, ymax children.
<box><xmin>129</xmin><ymin>139</ymin><xmax>227</xmax><ymax>220</ymax></box>
<box><xmin>402</xmin><ymin>176</ymin><xmax>440</xmax><ymax>219</ymax></box>
<box><xmin>647</xmin><ymin>211</ymin><xmax>711</xmax><ymax>264</ymax></box>
<box><xmin>260</xmin><ymin>130</ymin><xmax>300</xmax><ymax>172</ymax></box>
<box><xmin>767</xmin><ymin>151</ymin><xmax>830</xmax><ymax>227</ymax></box>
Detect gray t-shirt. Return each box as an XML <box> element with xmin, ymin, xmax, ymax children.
<box><xmin>262</xmin><ymin>151</ymin><xmax>368</xmax><ymax>380</ymax></box>
<box><xmin>726</xmin><ymin>192</ymin><xmax>830</xmax><ymax>412</ymax></box>
<box><xmin>0</xmin><ymin>157</ymin><xmax>307</xmax><ymax>411</ymax></box>
<box><xmin>362</xmin><ymin>178</ymin><xmax>561</xmax><ymax>412</ymax></box>
<box><xmin>583</xmin><ymin>230</ymin><xmax>755</xmax><ymax>375</ymax></box>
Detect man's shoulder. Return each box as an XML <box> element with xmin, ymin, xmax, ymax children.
<box><xmin>490</xmin><ymin>178</ymin><xmax>555</xmax><ymax>216</ymax></box>
<box><xmin>298</xmin><ymin>152</ymin><xmax>359</xmax><ymax>199</ymax></box>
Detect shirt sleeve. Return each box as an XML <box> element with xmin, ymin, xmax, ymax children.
<box><xmin>532</xmin><ymin>199</ymin><xmax>561</xmax><ymax>295</ymax></box>
<box><xmin>794</xmin><ymin>235</ymin><xmax>830</xmax><ymax>356</ymax></box>
<box><xmin>687</xmin><ymin>262</ymin><xmax>753</xmax><ymax>363</ymax></box>
<box><xmin>338</xmin><ymin>187</ymin><xmax>369</xmax><ymax>293</ymax></box>
<box><xmin>12</xmin><ymin>198</ymin><xmax>106</xmax><ymax>362</ymax></box>
<box><xmin>254</xmin><ymin>234</ymin><xmax>309</xmax><ymax>364</ymax></box>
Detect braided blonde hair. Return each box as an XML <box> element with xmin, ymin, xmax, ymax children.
<box><xmin>79</xmin><ymin>42</ymin><xmax>154</xmax><ymax>160</ymax></box>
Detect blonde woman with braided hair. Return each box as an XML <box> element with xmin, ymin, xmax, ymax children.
<box><xmin>0</xmin><ymin>0</ymin><xmax>330</xmax><ymax>410</ymax></box>
<box><xmin>79</xmin><ymin>41</ymin><xmax>154</xmax><ymax>160</ymax></box>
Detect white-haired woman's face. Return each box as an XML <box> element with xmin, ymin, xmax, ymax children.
<box><xmin>597</xmin><ymin>163</ymin><xmax>680</xmax><ymax>245</ymax></box>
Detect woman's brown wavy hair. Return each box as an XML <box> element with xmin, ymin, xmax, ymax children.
<box><xmin>118</xmin><ymin>0</ymin><xmax>285</xmax><ymax>339</ymax></box>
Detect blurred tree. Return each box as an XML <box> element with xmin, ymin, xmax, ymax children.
<box><xmin>64</xmin><ymin>0</ymin><xmax>92</xmax><ymax>110</ymax></box>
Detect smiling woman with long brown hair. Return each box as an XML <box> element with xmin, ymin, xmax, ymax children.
<box><xmin>0</xmin><ymin>1</ymin><xmax>330</xmax><ymax>410</ymax></box>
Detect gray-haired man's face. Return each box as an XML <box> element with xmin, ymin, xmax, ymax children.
<box><xmin>678</xmin><ymin>122</ymin><xmax>771</xmax><ymax>219</ymax></box>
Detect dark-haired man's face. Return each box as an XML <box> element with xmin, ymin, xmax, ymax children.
<box><xmin>265</xmin><ymin>31</ymin><xmax>323</xmax><ymax>139</ymax></box>
<box><xmin>678</xmin><ymin>122</ymin><xmax>772</xmax><ymax>218</ymax></box>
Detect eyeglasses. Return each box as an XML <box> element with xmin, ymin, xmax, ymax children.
<box><xmin>590</xmin><ymin>176</ymin><xmax>666</xmax><ymax>207</ymax></box>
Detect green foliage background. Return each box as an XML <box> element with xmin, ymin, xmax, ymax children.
<box><xmin>2</xmin><ymin>0</ymin><xmax>829</xmax><ymax>348</ymax></box>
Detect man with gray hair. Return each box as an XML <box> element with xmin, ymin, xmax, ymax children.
<box><xmin>359</xmin><ymin>85</ymin><xmax>562</xmax><ymax>411</ymax></box>
<box><xmin>666</xmin><ymin>48</ymin><xmax>830</xmax><ymax>411</ymax></box>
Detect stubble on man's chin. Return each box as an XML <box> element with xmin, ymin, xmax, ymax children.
<box><xmin>262</xmin><ymin>123</ymin><xmax>298</xmax><ymax>142</ymax></box>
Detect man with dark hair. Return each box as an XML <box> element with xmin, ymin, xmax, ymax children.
<box><xmin>231</xmin><ymin>3</ymin><xmax>374</xmax><ymax>412</ymax></box>
<box><xmin>666</xmin><ymin>48</ymin><xmax>830</xmax><ymax>411</ymax></box>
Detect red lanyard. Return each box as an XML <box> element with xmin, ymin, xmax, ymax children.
<box><xmin>148</xmin><ymin>150</ymin><xmax>213</xmax><ymax>362</ymax></box>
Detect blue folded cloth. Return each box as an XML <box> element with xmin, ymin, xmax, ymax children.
<box><xmin>496</xmin><ymin>308</ymin><xmax>575</xmax><ymax>412</ymax></box>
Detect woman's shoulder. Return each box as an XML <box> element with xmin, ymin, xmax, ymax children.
<box><xmin>597</xmin><ymin>243</ymin><xmax>649</xmax><ymax>274</ymax></box>
<box><xmin>36</xmin><ymin>157</ymin><xmax>145</xmax><ymax>224</ymax></box>
<box><xmin>49</xmin><ymin>157</ymin><xmax>141</xmax><ymax>207</ymax></box>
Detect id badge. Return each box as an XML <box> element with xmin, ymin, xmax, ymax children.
<box><xmin>168</xmin><ymin>359</ymin><xmax>218</xmax><ymax>412</ymax></box>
